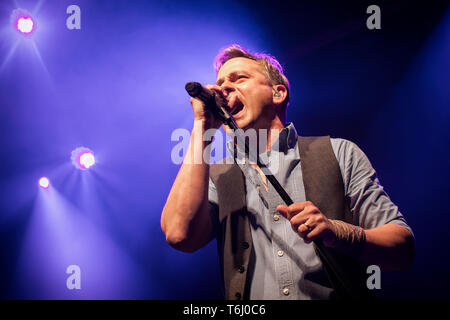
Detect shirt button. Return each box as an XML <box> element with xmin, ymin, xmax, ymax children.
<box><xmin>283</xmin><ymin>288</ymin><xmax>290</xmax><ymax>296</ymax></box>
<box><xmin>238</xmin><ymin>265</ymin><xmax>245</xmax><ymax>273</ymax></box>
<box><xmin>235</xmin><ymin>292</ymin><xmax>242</xmax><ymax>300</ymax></box>
<box><xmin>242</xmin><ymin>242</ymin><xmax>249</xmax><ymax>249</ymax></box>
<box><xmin>273</xmin><ymin>214</ymin><xmax>280</xmax><ymax>221</ymax></box>
<box><xmin>277</xmin><ymin>250</ymin><xmax>284</xmax><ymax>257</ymax></box>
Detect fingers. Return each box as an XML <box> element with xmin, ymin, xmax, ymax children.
<box><xmin>290</xmin><ymin>202</ymin><xmax>318</xmax><ymax>223</ymax></box>
<box><xmin>277</xmin><ymin>202</ymin><xmax>317</xmax><ymax>232</ymax></box>
<box><xmin>300</xmin><ymin>224</ymin><xmax>328</xmax><ymax>244</ymax></box>
<box><xmin>296</xmin><ymin>219</ymin><xmax>314</xmax><ymax>243</ymax></box>
<box><xmin>277</xmin><ymin>201</ymin><xmax>335</xmax><ymax>245</ymax></box>
<box><xmin>205</xmin><ymin>84</ymin><xmax>223</xmax><ymax>93</ymax></box>
<box><xmin>276</xmin><ymin>205</ymin><xmax>290</xmax><ymax>220</ymax></box>
<box><xmin>276</xmin><ymin>201</ymin><xmax>313</xmax><ymax>221</ymax></box>
<box><xmin>287</xmin><ymin>201</ymin><xmax>314</xmax><ymax>217</ymax></box>
<box><xmin>277</xmin><ymin>202</ymin><xmax>317</xmax><ymax>235</ymax></box>
<box><xmin>189</xmin><ymin>84</ymin><xmax>223</xmax><ymax>128</ymax></box>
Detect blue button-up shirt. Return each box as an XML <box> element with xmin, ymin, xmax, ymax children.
<box><xmin>208</xmin><ymin>123</ymin><xmax>413</xmax><ymax>299</ymax></box>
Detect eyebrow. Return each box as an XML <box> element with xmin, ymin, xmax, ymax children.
<box><xmin>216</xmin><ymin>78</ymin><xmax>224</xmax><ymax>86</ymax></box>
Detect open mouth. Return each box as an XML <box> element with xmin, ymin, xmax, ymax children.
<box><xmin>227</xmin><ymin>96</ymin><xmax>244</xmax><ymax>117</ymax></box>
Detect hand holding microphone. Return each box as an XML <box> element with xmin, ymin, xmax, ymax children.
<box><xmin>185</xmin><ymin>82</ymin><xmax>232</xmax><ymax>130</ymax></box>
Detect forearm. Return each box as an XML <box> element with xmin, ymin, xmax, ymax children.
<box><xmin>161</xmin><ymin>120</ymin><xmax>214</xmax><ymax>252</ymax></box>
<box><xmin>329</xmin><ymin>220</ymin><xmax>415</xmax><ymax>271</ymax></box>
<box><xmin>359</xmin><ymin>223</ymin><xmax>415</xmax><ymax>271</ymax></box>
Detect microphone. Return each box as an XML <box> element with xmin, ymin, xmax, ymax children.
<box><xmin>185</xmin><ymin>82</ymin><xmax>232</xmax><ymax>122</ymax></box>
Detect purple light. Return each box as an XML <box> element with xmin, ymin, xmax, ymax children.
<box><xmin>79</xmin><ymin>152</ymin><xmax>96</xmax><ymax>169</ymax></box>
<box><xmin>10</xmin><ymin>9</ymin><xmax>36</xmax><ymax>36</ymax></box>
<box><xmin>17</xmin><ymin>17</ymin><xmax>34</xmax><ymax>34</ymax></box>
<box><xmin>71</xmin><ymin>147</ymin><xmax>96</xmax><ymax>170</ymax></box>
<box><xmin>38</xmin><ymin>177</ymin><xmax>50</xmax><ymax>189</ymax></box>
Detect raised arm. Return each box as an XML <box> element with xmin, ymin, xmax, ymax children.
<box><xmin>161</xmin><ymin>86</ymin><xmax>223</xmax><ymax>253</ymax></box>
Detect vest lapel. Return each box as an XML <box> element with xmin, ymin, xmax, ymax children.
<box><xmin>210</xmin><ymin>162</ymin><xmax>252</xmax><ymax>300</ymax></box>
<box><xmin>298</xmin><ymin>136</ymin><xmax>354</xmax><ymax>224</ymax></box>
<box><xmin>299</xmin><ymin>136</ymin><xmax>368</xmax><ymax>299</ymax></box>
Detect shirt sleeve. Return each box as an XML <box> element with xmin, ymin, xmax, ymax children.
<box><xmin>330</xmin><ymin>138</ymin><xmax>414</xmax><ymax>237</ymax></box>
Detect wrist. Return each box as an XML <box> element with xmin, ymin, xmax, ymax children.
<box><xmin>183</xmin><ymin>121</ymin><xmax>215</xmax><ymax>165</ymax></box>
<box><xmin>329</xmin><ymin>219</ymin><xmax>366</xmax><ymax>258</ymax></box>
<box><xmin>192</xmin><ymin>120</ymin><xmax>216</xmax><ymax>145</ymax></box>
<box><xmin>193</xmin><ymin>118</ymin><xmax>219</xmax><ymax>132</ymax></box>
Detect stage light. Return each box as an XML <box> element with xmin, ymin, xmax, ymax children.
<box><xmin>79</xmin><ymin>152</ymin><xmax>96</xmax><ymax>169</ymax></box>
<box><xmin>11</xmin><ymin>9</ymin><xmax>36</xmax><ymax>36</ymax></box>
<box><xmin>39</xmin><ymin>177</ymin><xmax>50</xmax><ymax>189</ymax></box>
<box><xmin>71</xmin><ymin>147</ymin><xmax>96</xmax><ymax>170</ymax></box>
<box><xmin>16</xmin><ymin>17</ymin><xmax>34</xmax><ymax>34</ymax></box>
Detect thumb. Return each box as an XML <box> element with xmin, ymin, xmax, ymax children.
<box><xmin>277</xmin><ymin>205</ymin><xmax>290</xmax><ymax>220</ymax></box>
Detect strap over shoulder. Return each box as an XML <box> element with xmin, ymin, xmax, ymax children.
<box><xmin>299</xmin><ymin>136</ymin><xmax>355</xmax><ymax>225</ymax></box>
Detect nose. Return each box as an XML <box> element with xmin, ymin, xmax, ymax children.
<box><xmin>220</xmin><ymin>81</ymin><xmax>235</xmax><ymax>98</ymax></box>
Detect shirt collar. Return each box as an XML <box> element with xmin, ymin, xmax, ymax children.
<box><xmin>277</xmin><ymin>122</ymin><xmax>299</xmax><ymax>152</ymax></box>
<box><xmin>226</xmin><ymin>122</ymin><xmax>299</xmax><ymax>159</ymax></box>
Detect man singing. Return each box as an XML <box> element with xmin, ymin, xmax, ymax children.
<box><xmin>161</xmin><ymin>44</ymin><xmax>415</xmax><ymax>300</ymax></box>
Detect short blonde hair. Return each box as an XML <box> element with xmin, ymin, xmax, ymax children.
<box><xmin>214</xmin><ymin>44</ymin><xmax>290</xmax><ymax>110</ymax></box>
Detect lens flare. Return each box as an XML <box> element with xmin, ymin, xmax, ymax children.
<box><xmin>11</xmin><ymin>9</ymin><xmax>36</xmax><ymax>36</ymax></box>
<box><xmin>71</xmin><ymin>147</ymin><xmax>96</xmax><ymax>170</ymax></box>
<box><xmin>17</xmin><ymin>17</ymin><xmax>34</xmax><ymax>34</ymax></box>
<box><xmin>79</xmin><ymin>152</ymin><xmax>96</xmax><ymax>169</ymax></box>
<box><xmin>38</xmin><ymin>177</ymin><xmax>50</xmax><ymax>189</ymax></box>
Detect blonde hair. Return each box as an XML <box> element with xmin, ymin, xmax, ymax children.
<box><xmin>214</xmin><ymin>44</ymin><xmax>290</xmax><ymax>110</ymax></box>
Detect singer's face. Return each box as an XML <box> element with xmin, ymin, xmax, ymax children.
<box><xmin>216</xmin><ymin>57</ymin><xmax>275</xmax><ymax>132</ymax></box>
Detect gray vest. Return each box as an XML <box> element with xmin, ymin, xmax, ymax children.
<box><xmin>209</xmin><ymin>136</ymin><xmax>369</xmax><ymax>300</ymax></box>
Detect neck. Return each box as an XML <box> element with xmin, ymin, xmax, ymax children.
<box><xmin>226</xmin><ymin>116</ymin><xmax>286</xmax><ymax>154</ymax></box>
<box><xmin>263</xmin><ymin>117</ymin><xmax>285</xmax><ymax>152</ymax></box>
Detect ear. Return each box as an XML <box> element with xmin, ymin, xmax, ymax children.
<box><xmin>272</xmin><ymin>84</ymin><xmax>287</xmax><ymax>106</ymax></box>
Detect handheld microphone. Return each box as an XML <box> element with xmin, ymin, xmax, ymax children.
<box><xmin>185</xmin><ymin>82</ymin><xmax>233</xmax><ymax>122</ymax></box>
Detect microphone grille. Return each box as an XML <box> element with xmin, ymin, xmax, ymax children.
<box><xmin>185</xmin><ymin>82</ymin><xmax>202</xmax><ymax>97</ymax></box>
